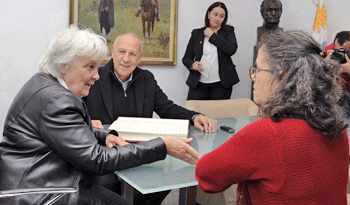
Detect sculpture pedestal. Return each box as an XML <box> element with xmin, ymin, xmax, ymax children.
<box><xmin>251</xmin><ymin>45</ymin><xmax>258</xmax><ymax>100</ymax></box>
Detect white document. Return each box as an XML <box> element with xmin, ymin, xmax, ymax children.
<box><xmin>108</xmin><ymin>117</ymin><xmax>189</xmax><ymax>141</ymax></box>
<box><xmin>200</xmin><ymin>56</ymin><xmax>213</xmax><ymax>79</ymax></box>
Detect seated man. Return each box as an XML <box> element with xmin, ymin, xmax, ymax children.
<box><xmin>324</xmin><ymin>31</ymin><xmax>350</xmax><ymax>119</ymax></box>
<box><xmin>84</xmin><ymin>33</ymin><xmax>217</xmax><ymax>205</ymax></box>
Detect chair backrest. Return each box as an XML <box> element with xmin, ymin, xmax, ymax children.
<box><xmin>183</xmin><ymin>98</ymin><xmax>258</xmax><ymax>118</ymax></box>
<box><xmin>0</xmin><ymin>187</ymin><xmax>77</xmax><ymax>205</ymax></box>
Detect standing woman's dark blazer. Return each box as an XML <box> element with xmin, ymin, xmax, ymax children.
<box><xmin>182</xmin><ymin>25</ymin><xmax>239</xmax><ymax>89</ymax></box>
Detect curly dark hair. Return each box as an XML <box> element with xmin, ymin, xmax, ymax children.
<box><xmin>257</xmin><ymin>30</ymin><xmax>347</xmax><ymax>138</ymax></box>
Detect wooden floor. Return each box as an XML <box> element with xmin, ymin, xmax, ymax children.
<box><xmin>161</xmin><ymin>189</ymin><xmax>179</xmax><ymax>205</ymax></box>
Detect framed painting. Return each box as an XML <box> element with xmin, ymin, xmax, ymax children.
<box><xmin>69</xmin><ymin>0</ymin><xmax>178</xmax><ymax>66</ymax></box>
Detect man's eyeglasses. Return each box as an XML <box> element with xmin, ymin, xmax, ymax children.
<box><xmin>249</xmin><ymin>66</ymin><xmax>278</xmax><ymax>80</ymax></box>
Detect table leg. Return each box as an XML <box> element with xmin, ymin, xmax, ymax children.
<box><xmin>179</xmin><ymin>186</ymin><xmax>197</xmax><ymax>205</ymax></box>
<box><xmin>121</xmin><ymin>180</ymin><xmax>135</xmax><ymax>205</ymax></box>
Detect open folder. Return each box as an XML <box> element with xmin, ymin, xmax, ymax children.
<box><xmin>108</xmin><ymin>117</ymin><xmax>189</xmax><ymax>142</ymax></box>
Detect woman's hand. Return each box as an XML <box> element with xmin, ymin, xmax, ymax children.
<box><xmin>192</xmin><ymin>61</ymin><xmax>204</xmax><ymax>72</ymax></box>
<box><xmin>106</xmin><ymin>134</ymin><xmax>129</xmax><ymax>148</ymax></box>
<box><xmin>91</xmin><ymin>120</ymin><xmax>104</xmax><ymax>129</ymax></box>
<box><xmin>163</xmin><ymin>136</ymin><xmax>201</xmax><ymax>165</ymax></box>
<box><xmin>204</xmin><ymin>27</ymin><xmax>215</xmax><ymax>38</ymax></box>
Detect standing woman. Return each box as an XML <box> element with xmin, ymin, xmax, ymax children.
<box><xmin>182</xmin><ymin>2</ymin><xmax>239</xmax><ymax>100</ymax></box>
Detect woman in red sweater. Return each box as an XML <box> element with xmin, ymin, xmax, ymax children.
<box><xmin>195</xmin><ymin>30</ymin><xmax>349</xmax><ymax>204</ymax></box>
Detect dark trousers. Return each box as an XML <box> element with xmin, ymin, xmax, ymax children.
<box><xmin>100</xmin><ymin>186</ymin><xmax>131</xmax><ymax>205</ymax></box>
<box><xmin>100</xmin><ymin>12</ymin><xmax>111</xmax><ymax>34</ymax></box>
<box><xmin>100</xmin><ymin>173</ymin><xmax>170</xmax><ymax>205</ymax></box>
<box><xmin>187</xmin><ymin>82</ymin><xmax>232</xmax><ymax>100</ymax></box>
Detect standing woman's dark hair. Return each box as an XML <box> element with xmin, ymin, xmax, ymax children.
<box><xmin>182</xmin><ymin>1</ymin><xmax>239</xmax><ymax>101</ymax></box>
<box><xmin>258</xmin><ymin>30</ymin><xmax>347</xmax><ymax>138</ymax></box>
<box><xmin>204</xmin><ymin>2</ymin><xmax>228</xmax><ymax>30</ymax></box>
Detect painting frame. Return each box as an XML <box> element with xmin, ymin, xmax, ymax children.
<box><xmin>69</xmin><ymin>0</ymin><xmax>178</xmax><ymax>66</ymax></box>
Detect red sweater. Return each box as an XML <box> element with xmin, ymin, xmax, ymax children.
<box><xmin>196</xmin><ymin>118</ymin><xmax>349</xmax><ymax>204</ymax></box>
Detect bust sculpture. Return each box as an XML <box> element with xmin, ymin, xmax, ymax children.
<box><xmin>252</xmin><ymin>0</ymin><xmax>283</xmax><ymax>100</ymax></box>
<box><xmin>257</xmin><ymin>0</ymin><xmax>283</xmax><ymax>42</ymax></box>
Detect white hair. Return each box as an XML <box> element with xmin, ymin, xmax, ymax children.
<box><xmin>39</xmin><ymin>25</ymin><xmax>109</xmax><ymax>78</ymax></box>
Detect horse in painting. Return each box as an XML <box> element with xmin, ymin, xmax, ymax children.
<box><xmin>140</xmin><ymin>0</ymin><xmax>156</xmax><ymax>44</ymax></box>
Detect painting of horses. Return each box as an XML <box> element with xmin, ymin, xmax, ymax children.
<box><xmin>70</xmin><ymin>0</ymin><xmax>178</xmax><ymax>66</ymax></box>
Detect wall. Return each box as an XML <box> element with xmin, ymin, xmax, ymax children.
<box><xmin>0</xmin><ymin>0</ymin><xmax>349</xmax><ymax>140</ymax></box>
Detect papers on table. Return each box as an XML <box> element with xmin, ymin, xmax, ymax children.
<box><xmin>200</xmin><ymin>56</ymin><xmax>213</xmax><ymax>79</ymax></box>
<box><xmin>108</xmin><ymin>117</ymin><xmax>189</xmax><ymax>142</ymax></box>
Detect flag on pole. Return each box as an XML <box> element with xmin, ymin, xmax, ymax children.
<box><xmin>312</xmin><ymin>0</ymin><xmax>327</xmax><ymax>49</ymax></box>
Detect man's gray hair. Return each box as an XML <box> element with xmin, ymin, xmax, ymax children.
<box><xmin>113</xmin><ymin>33</ymin><xmax>143</xmax><ymax>53</ymax></box>
<box><xmin>39</xmin><ymin>25</ymin><xmax>109</xmax><ymax>78</ymax></box>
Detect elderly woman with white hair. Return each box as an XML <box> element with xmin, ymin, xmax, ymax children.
<box><xmin>0</xmin><ymin>26</ymin><xmax>200</xmax><ymax>205</ymax></box>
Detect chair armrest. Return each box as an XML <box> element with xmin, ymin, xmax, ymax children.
<box><xmin>0</xmin><ymin>187</ymin><xmax>77</xmax><ymax>198</ymax></box>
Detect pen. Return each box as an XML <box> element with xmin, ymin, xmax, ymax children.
<box><xmin>220</xmin><ymin>126</ymin><xmax>235</xmax><ymax>133</ymax></box>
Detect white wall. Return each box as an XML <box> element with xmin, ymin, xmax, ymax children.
<box><xmin>0</xmin><ymin>0</ymin><xmax>349</xmax><ymax>140</ymax></box>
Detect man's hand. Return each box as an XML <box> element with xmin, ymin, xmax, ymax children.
<box><xmin>91</xmin><ymin>120</ymin><xmax>104</xmax><ymax>129</ymax></box>
<box><xmin>105</xmin><ymin>134</ymin><xmax>129</xmax><ymax>148</ymax></box>
<box><xmin>194</xmin><ymin>115</ymin><xmax>217</xmax><ymax>133</ymax></box>
<box><xmin>163</xmin><ymin>136</ymin><xmax>201</xmax><ymax>165</ymax></box>
<box><xmin>326</xmin><ymin>51</ymin><xmax>350</xmax><ymax>74</ymax></box>
<box><xmin>340</xmin><ymin>54</ymin><xmax>350</xmax><ymax>74</ymax></box>
<box><xmin>325</xmin><ymin>50</ymin><xmax>334</xmax><ymax>60</ymax></box>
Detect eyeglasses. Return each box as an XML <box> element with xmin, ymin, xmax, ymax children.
<box><xmin>249</xmin><ymin>66</ymin><xmax>278</xmax><ymax>80</ymax></box>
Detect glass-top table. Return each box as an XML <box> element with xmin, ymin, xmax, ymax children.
<box><xmin>114</xmin><ymin>116</ymin><xmax>260</xmax><ymax>205</ymax></box>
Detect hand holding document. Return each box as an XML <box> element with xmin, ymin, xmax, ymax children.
<box><xmin>199</xmin><ymin>56</ymin><xmax>213</xmax><ymax>79</ymax></box>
